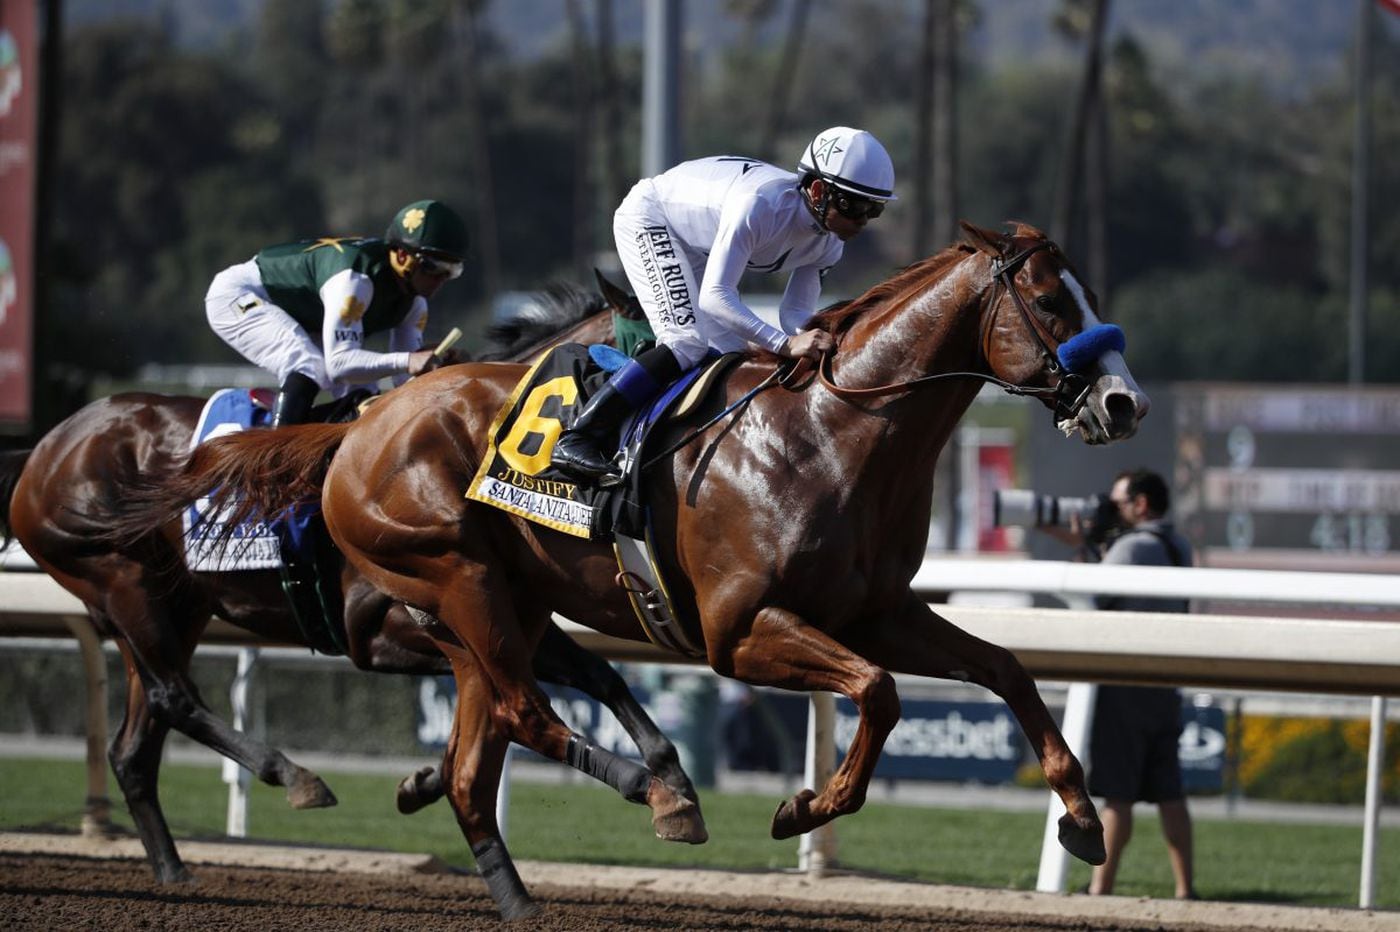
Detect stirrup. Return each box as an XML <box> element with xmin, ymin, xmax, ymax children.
<box><xmin>553</xmin><ymin>455</ymin><xmax>623</xmax><ymax>488</ymax></box>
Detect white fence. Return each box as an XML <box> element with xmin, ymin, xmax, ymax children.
<box><xmin>3</xmin><ymin>555</ymin><xmax>1400</xmax><ymax>905</ymax></box>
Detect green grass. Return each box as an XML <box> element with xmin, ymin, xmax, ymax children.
<box><xmin>3</xmin><ymin>757</ymin><xmax>1398</xmax><ymax>908</ymax></box>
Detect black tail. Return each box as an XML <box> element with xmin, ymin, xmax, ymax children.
<box><xmin>0</xmin><ymin>448</ymin><xmax>33</xmax><ymax>547</ymax></box>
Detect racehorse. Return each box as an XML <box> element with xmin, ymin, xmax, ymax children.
<box><xmin>0</xmin><ymin>277</ymin><xmax>700</xmax><ymax>889</ymax></box>
<box><xmin>105</xmin><ymin>222</ymin><xmax>1149</xmax><ymax>919</ymax></box>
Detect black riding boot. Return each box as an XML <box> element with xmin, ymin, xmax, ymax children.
<box><xmin>549</xmin><ymin>381</ymin><xmax>636</xmax><ymax>483</ymax></box>
<box><xmin>551</xmin><ymin>344</ymin><xmax>682</xmax><ymax>484</ymax></box>
<box><xmin>271</xmin><ymin>372</ymin><xmax>320</xmax><ymax>428</ymax></box>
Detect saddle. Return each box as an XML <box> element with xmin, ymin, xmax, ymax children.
<box><xmin>467</xmin><ymin>343</ymin><xmax>741</xmax><ymax>656</ymax></box>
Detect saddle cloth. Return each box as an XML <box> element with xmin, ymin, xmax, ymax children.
<box><xmin>183</xmin><ymin>389</ymin><xmax>317</xmax><ymax>573</ymax></box>
<box><xmin>467</xmin><ymin>343</ymin><xmax>741</xmax><ymax>657</ymax></box>
<box><xmin>466</xmin><ymin>343</ymin><xmax>736</xmax><ymax>541</ymax></box>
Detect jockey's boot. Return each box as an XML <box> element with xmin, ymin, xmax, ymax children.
<box><xmin>550</xmin><ymin>344</ymin><xmax>681</xmax><ymax>485</ymax></box>
<box><xmin>272</xmin><ymin>372</ymin><xmax>320</xmax><ymax>428</ymax></box>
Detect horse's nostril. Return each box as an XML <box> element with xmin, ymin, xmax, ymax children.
<box><xmin>1103</xmin><ymin>392</ymin><xmax>1141</xmax><ymax>432</ymax></box>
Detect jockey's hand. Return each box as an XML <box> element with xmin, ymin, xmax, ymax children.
<box><xmin>782</xmin><ymin>329</ymin><xmax>834</xmax><ymax>362</ymax></box>
<box><xmin>407</xmin><ymin>349</ymin><xmax>446</xmax><ymax>377</ymax></box>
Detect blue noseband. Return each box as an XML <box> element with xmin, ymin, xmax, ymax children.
<box><xmin>1057</xmin><ymin>324</ymin><xmax>1125</xmax><ymax>374</ymax></box>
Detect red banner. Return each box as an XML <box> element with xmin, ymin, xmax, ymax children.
<box><xmin>976</xmin><ymin>441</ymin><xmax>1016</xmax><ymax>552</ymax></box>
<box><xmin>0</xmin><ymin>0</ymin><xmax>36</xmax><ymax>430</ymax></box>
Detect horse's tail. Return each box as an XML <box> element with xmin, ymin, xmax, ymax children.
<box><xmin>102</xmin><ymin>422</ymin><xmax>352</xmax><ymax>553</ymax></box>
<box><xmin>0</xmin><ymin>447</ymin><xmax>33</xmax><ymax>547</ymax></box>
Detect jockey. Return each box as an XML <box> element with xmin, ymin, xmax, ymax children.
<box><xmin>550</xmin><ymin>126</ymin><xmax>896</xmax><ymax>483</ymax></box>
<box><xmin>205</xmin><ymin>199</ymin><xmax>468</xmax><ymax>427</ymax></box>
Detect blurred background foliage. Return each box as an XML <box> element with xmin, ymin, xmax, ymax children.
<box><xmin>37</xmin><ymin>0</ymin><xmax>1400</xmax><ymax>407</ymax></box>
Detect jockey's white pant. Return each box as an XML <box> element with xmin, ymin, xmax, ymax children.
<box><xmin>205</xmin><ymin>259</ymin><xmax>331</xmax><ymax>390</ymax></box>
<box><xmin>614</xmin><ymin>184</ymin><xmax>715</xmax><ymax>370</ymax></box>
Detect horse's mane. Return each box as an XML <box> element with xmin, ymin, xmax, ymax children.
<box><xmin>808</xmin><ymin>243</ymin><xmax>977</xmax><ymax>337</ymax></box>
<box><xmin>477</xmin><ymin>283</ymin><xmax>611</xmax><ymax>362</ymax></box>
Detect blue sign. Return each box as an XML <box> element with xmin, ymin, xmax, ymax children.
<box><xmin>1179</xmin><ymin>701</ymin><xmax>1226</xmax><ymax>792</ymax></box>
<box><xmin>416</xmin><ymin>676</ymin><xmax>647</xmax><ymax>761</ymax></box>
<box><xmin>836</xmin><ymin>698</ymin><xmax>1026</xmax><ymax>783</ymax></box>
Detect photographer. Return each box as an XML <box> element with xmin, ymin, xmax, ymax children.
<box><xmin>1038</xmin><ymin>468</ymin><xmax>1197</xmax><ymax>900</ymax></box>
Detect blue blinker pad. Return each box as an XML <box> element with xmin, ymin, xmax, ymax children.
<box><xmin>1057</xmin><ymin>324</ymin><xmax>1125</xmax><ymax>373</ymax></box>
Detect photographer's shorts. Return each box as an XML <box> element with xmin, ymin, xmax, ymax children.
<box><xmin>1088</xmin><ymin>685</ymin><xmax>1185</xmax><ymax>803</ymax></box>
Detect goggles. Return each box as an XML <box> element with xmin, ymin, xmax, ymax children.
<box><xmin>416</xmin><ymin>250</ymin><xmax>464</xmax><ymax>279</ymax></box>
<box><xmin>832</xmin><ymin>190</ymin><xmax>885</xmax><ymax>221</ymax></box>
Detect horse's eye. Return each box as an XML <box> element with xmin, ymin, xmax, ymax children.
<box><xmin>1035</xmin><ymin>294</ymin><xmax>1055</xmax><ymax>311</ymax></box>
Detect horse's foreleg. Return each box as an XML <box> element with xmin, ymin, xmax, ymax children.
<box><xmin>848</xmin><ymin>594</ymin><xmax>1105</xmax><ymax>866</ymax></box>
<box><xmin>716</xmin><ymin>606</ymin><xmax>901</xmax><ymax>840</ymax></box>
<box><xmin>434</xmin><ymin>641</ymin><xmax>538</xmax><ymax>921</ymax></box>
<box><xmin>109</xmin><ymin>638</ymin><xmax>190</xmax><ymax>884</ymax></box>
<box><xmin>532</xmin><ymin>620</ymin><xmax>699</xmax><ymax>806</ymax></box>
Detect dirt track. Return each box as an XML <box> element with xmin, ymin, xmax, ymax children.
<box><xmin>3</xmin><ymin>833</ymin><xmax>1394</xmax><ymax>931</ymax></box>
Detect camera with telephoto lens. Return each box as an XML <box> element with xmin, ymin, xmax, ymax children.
<box><xmin>992</xmin><ymin>488</ymin><xmax>1121</xmax><ymax>547</ymax></box>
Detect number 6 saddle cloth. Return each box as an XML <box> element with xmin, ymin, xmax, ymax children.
<box><xmin>467</xmin><ymin>342</ymin><xmax>738</xmax><ymax>657</ymax></box>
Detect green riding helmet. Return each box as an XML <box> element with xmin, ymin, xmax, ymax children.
<box><xmin>386</xmin><ymin>199</ymin><xmax>468</xmax><ymax>259</ymax></box>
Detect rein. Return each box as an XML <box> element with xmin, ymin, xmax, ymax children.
<box><xmin>640</xmin><ymin>365</ymin><xmax>787</xmax><ymax>470</ymax></box>
<box><xmin>816</xmin><ymin>241</ymin><xmax>1092</xmax><ymax>420</ymax></box>
<box><xmin>639</xmin><ymin>238</ymin><xmax>1098</xmax><ymax>469</ymax></box>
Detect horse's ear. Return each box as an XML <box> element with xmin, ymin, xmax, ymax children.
<box><xmin>594</xmin><ymin>269</ymin><xmax>631</xmax><ymax>311</ymax></box>
<box><xmin>959</xmin><ymin>221</ymin><xmax>1007</xmax><ymax>258</ymax></box>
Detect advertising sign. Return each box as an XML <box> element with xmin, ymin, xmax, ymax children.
<box><xmin>837</xmin><ymin>698</ymin><xmax>1025</xmax><ymax>783</ymax></box>
<box><xmin>0</xmin><ymin>0</ymin><xmax>36</xmax><ymax>429</ymax></box>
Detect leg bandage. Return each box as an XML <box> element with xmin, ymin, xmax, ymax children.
<box><xmin>566</xmin><ymin>735</ymin><xmax>650</xmax><ymax>803</ymax></box>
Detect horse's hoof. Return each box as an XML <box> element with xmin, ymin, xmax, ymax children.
<box><xmin>287</xmin><ymin>771</ymin><xmax>338</xmax><ymax>810</ymax></box>
<box><xmin>1058</xmin><ymin>812</ymin><xmax>1106</xmax><ymax>865</ymax></box>
<box><xmin>396</xmin><ymin>766</ymin><xmax>439</xmax><ymax>815</ymax></box>
<box><xmin>156</xmin><ymin>865</ymin><xmax>196</xmax><ymax>885</ymax></box>
<box><xmin>498</xmin><ymin>897</ymin><xmax>542</xmax><ymax>922</ymax></box>
<box><xmin>652</xmin><ymin>800</ymin><xmax>708</xmax><ymax>845</ymax></box>
<box><xmin>770</xmin><ymin>788</ymin><xmax>817</xmax><ymax>840</ymax></box>
<box><xmin>647</xmin><ymin>779</ymin><xmax>708</xmax><ymax>844</ymax></box>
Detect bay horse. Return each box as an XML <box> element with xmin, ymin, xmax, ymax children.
<box><xmin>109</xmin><ymin>222</ymin><xmax>1149</xmax><ymax>919</ymax></box>
<box><xmin>0</xmin><ymin>277</ymin><xmax>700</xmax><ymax>889</ymax></box>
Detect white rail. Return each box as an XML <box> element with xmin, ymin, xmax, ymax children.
<box><xmin>3</xmin><ymin>556</ymin><xmax>1399</xmax><ymax>907</ymax></box>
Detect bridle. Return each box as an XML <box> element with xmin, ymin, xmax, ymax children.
<box><xmin>815</xmin><ymin>240</ymin><xmax>1093</xmax><ymax>423</ymax></box>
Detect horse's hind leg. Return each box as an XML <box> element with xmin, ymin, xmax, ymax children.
<box><xmin>849</xmin><ymin>594</ymin><xmax>1106</xmax><ymax>866</ymax></box>
<box><xmin>394</xmin><ymin>617</ymin><xmax>702</xmax><ymax>816</ymax></box>
<box><xmin>108</xmin><ymin>638</ymin><xmax>190</xmax><ymax>884</ymax></box>
<box><xmin>107</xmin><ymin>581</ymin><xmax>337</xmax><ymax>813</ymax></box>
<box><xmin>532</xmin><ymin>619</ymin><xmax>699</xmax><ymax>806</ymax></box>
<box><xmin>426</xmin><ymin>562</ymin><xmax>705</xmax><ymax>845</ymax></box>
<box><xmin>433</xmin><ymin>640</ymin><xmax>538</xmax><ymax>921</ymax></box>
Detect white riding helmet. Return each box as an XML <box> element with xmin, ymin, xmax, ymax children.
<box><xmin>798</xmin><ymin>126</ymin><xmax>897</xmax><ymax>201</ymax></box>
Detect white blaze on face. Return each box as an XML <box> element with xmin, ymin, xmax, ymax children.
<box><xmin>1060</xmin><ymin>270</ymin><xmax>1143</xmax><ymax>392</ymax></box>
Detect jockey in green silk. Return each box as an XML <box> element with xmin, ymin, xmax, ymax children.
<box><xmin>205</xmin><ymin>199</ymin><xmax>468</xmax><ymax>426</ymax></box>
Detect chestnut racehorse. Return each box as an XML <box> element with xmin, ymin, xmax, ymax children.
<box><xmin>109</xmin><ymin>223</ymin><xmax>1149</xmax><ymax>919</ymax></box>
<box><xmin>0</xmin><ymin>279</ymin><xmax>697</xmax><ymax>889</ymax></box>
